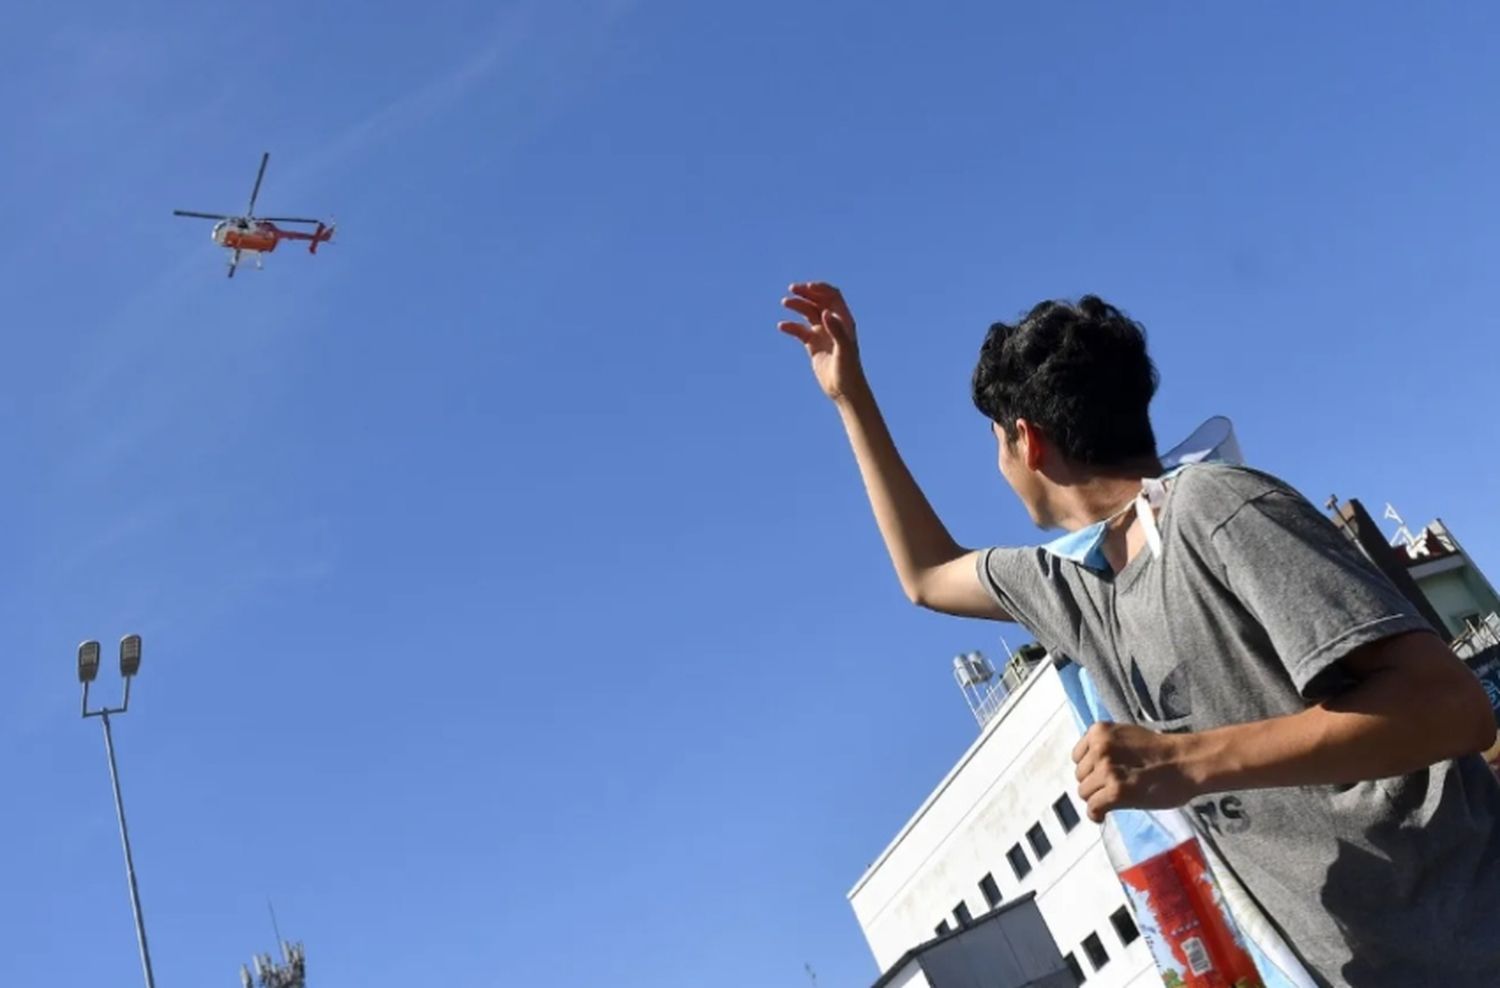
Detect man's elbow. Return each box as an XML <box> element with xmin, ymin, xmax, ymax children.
<box><xmin>903</xmin><ymin>579</ymin><xmax>935</xmax><ymax>611</ymax></box>
<box><xmin>1459</xmin><ymin>681</ymin><xmax>1498</xmax><ymax>755</ymax></box>
<box><xmin>1439</xmin><ymin>670</ymin><xmax>1497</xmax><ymax>756</ymax></box>
<box><xmin>1361</xmin><ymin>634</ymin><xmax>1499</xmax><ymax>758</ymax></box>
<box><xmin>903</xmin><ymin>573</ymin><xmax>966</xmax><ymax>615</ymax></box>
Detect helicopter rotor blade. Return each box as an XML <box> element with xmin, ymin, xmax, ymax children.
<box><xmin>246</xmin><ymin>152</ymin><xmax>270</xmax><ymax>216</ymax></box>
<box><xmin>174</xmin><ymin>210</ymin><xmax>231</xmax><ymax>220</ymax></box>
<box><xmin>258</xmin><ymin>217</ymin><xmax>322</xmax><ymax>225</ymax></box>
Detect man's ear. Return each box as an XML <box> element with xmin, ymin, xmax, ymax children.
<box><xmin>1015</xmin><ymin>418</ymin><xmax>1045</xmax><ymax>472</ymax></box>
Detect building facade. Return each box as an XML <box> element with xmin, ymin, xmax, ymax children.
<box><xmin>1395</xmin><ymin>518</ymin><xmax>1500</xmax><ymax>641</ymax></box>
<box><xmin>848</xmin><ymin>659</ymin><xmax>1156</xmax><ymax>988</ymax></box>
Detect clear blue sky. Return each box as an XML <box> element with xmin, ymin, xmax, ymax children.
<box><xmin>2</xmin><ymin>3</ymin><xmax>1496</xmax><ymax>986</ymax></box>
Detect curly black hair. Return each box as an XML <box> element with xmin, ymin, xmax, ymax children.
<box><xmin>971</xmin><ymin>296</ymin><xmax>1159</xmax><ymax>467</ymax></box>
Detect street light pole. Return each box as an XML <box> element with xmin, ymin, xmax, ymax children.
<box><xmin>79</xmin><ymin>635</ymin><xmax>158</xmax><ymax>988</ymax></box>
<box><xmin>100</xmin><ymin>709</ymin><xmax>157</xmax><ymax>988</ymax></box>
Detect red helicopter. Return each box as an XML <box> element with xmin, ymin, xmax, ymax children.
<box><xmin>174</xmin><ymin>153</ymin><xmax>334</xmax><ymax>278</ymax></box>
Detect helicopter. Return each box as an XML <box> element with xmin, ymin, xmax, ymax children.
<box><xmin>173</xmin><ymin>153</ymin><xmax>334</xmax><ymax>278</ymax></box>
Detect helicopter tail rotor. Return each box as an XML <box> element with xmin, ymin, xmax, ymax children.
<box><xmin>309</xmin><ymin>219</ymin><xmax>335</xmax><ymax>254</ymax></box>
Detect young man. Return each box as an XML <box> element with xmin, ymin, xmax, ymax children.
<box><xmin>778</xmin><ymin>283</ymin><xmax>1500</xmax><ymax>987</ymax></box>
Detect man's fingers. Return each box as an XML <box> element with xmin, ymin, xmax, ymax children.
<box><xmin>777</xmin><ymin>321</ymin><xmax>818</xmax><ymax>346</ymax></box>
<box><xmin>1071</xmin><ymin>733</ymin><xmax>1092</xmax><ymax>764</ymax></box>
<box><xmin>823</xmin><ymin>310</ymin><xmax>854</xmax><ymax>347</ymax></box>
<box><xmin>790</xmin><ymin>282</ymin><xmax>844</xmax><ymax>305</ymax></box>
<box><xmin>1077</xmin><ymin>765</ymin><xmax>1107</xmax><ymax>803</ymax></box>
<box><xmin>789</xmin><ymin>281</ymin><xmax>837</xmax><ymax>297</ymax></box>
<box><xmin>781</xmin><ymin>296</ymin><xmax>823</xmax><ymax>322</ymax></box>
<box><xmin>1081</xmin><ymin>766</ymin><xmax>1119</xmax><ymax>822</ymax></box>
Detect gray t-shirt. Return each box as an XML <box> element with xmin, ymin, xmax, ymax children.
<box><xmin>978</xmin><ymin>463</ymin><xmax>1500</xmax><ymax>987</ymax></box>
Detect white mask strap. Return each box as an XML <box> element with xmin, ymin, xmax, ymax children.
<box><xmin>1136</xmin><ymin>477</ymin><xmax>1168</xmax><ymax>559</ymax></box>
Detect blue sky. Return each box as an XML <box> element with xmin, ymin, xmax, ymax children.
<box><xmin>2</xmin><ymin>2</ymin><xmax>1497</xmax><ymax>985</ymax></box>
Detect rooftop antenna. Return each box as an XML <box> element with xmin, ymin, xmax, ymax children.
<box><xmin>997</xmin><ymin>634</ymin><xmax>1016</xmax><ymax>663</ymax></box>
<box><xmin>269</xmin><ymin>900</ymin><xmax>286</xmax><ymax>959</ymax></box>
<box><xmin>241</xmin><ymin>902</ymin><xmax>306</xmax><ymax>988</ymax></box>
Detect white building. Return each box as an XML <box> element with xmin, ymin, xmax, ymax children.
<box><xmin>848</xmin><ymin>655</ymin><xmax>1156</xmax><ymax>988</ymax></box>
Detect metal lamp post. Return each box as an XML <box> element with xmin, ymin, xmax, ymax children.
<box><xmin>79</xmin><ymin>634</ymin><xmax>158</xmax><ymax>988</ymax></box>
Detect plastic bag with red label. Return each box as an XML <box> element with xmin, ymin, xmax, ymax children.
<box><xmin>1058</xmin><ymin>661</ymin><xmax>1318</xmax><ymax>988</ymax></box>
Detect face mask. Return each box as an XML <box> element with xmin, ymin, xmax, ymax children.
<box><xmin>1038</xmin><ymin>417</ymin><xmax>1243</xmax><ymax>573</ymax></box>
<box><xmin>1042</xmin><ymin>510</ymin><xmax>1127</xmax><ymax>572</ymax></box>
<box><xmin>1040</xmin><ymin>472</ymin><xmax>1179</xmax><ymax>572</ymax></box>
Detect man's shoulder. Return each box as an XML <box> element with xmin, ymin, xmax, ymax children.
<box><xmin>1167</xmin><ymin>463</ymin><xmax>1306</xmax><ymax>533</ymax></box>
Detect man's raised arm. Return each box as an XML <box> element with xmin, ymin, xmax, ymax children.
<box><xmin>778</xmin><ymin>282</ymin><xmax>1008</xmax><ymax>621</ymax></box>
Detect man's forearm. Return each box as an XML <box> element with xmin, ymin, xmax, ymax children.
<box><xmin>1180</xmin><ymin>655</ymin><xmax>1496</xmax><ymax>794</ymax></box>
<box><xmin>1076</xmin><ymin>635</ymin><xmax>1496</xmax><ymax>820</ymax></box>
<box><xmin>834</xmin><ymin>375</ymin><xmax>967</xmax><ymax>600</ymax></box>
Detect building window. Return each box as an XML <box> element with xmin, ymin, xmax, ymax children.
<box><xmin>1063</xmin><ymin>951</ymin><xmax>1086</xmax><ymax>985</ymax></box>
<box><xmin>1054</xmin><ymin>793</ymin><xmax>1081</xmax><ymax>832</ymax></box>
<box><xmin>1082</xmin><ymin>932</ymin><xmax>1110</xmax><ymax>971</ymax></box>
<box><xmin>934</xmin><ymin>919</ymin><xmax>951</xmax><ymax>937</ymax></box>
<box><xmin>953</xmin><ymin>901</ymin><xmax>973</xmax><ymax>927</ymax></box>
<box><xmin>1110</xmin><ymin>905</ymin><xmax>1140</xmax><ymax>946</ymax></box>
<box><xmin>1027</xmin><ymin>822</ymin><xmax>1053</xmax><ymax>860</ymax></box>
<box><xmin>979</xmin><ymin>872</ymin><xmax>1002</xmax><ymax>910</ymax></box>
<box><xmin>1007</xmin><ymin>843</ymin><xmax>1032</xmax><ymax>880</ymax></box>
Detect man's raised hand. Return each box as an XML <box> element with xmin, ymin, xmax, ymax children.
<box><xmin>778</xmin><ymin>282</ymin><xmax>864</xmax><ymax>402</ymax></box>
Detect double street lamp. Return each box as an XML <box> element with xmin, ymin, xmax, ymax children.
<box><xmin>78</xmin><ymin>634</ymin><xmax>157</xmax><ymax>988</ymax></box>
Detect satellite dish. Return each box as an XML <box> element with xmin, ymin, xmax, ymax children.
<box><xmin>1161</xmin><ymin>415</ymin><xmax>1243</xmax><ymax>469</ymax></box>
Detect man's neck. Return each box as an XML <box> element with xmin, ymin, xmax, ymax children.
<box><xmin>1053</xmin><ymin>474</ymin><xmax>1154</xmax><ymax>532</ymax></box>
<box><xmin>1053</xmin><ymin>463</ymin><xmax>1164</xmax><ymax>575</ymax></box>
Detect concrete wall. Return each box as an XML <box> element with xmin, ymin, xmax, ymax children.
<box><xmin>849</xmin><ymin>664</ymin><xmax>1154</xmax><ymax>986</ymax></box>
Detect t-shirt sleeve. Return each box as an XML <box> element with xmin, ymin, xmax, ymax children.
<box><xmin>1210</xmin><ymin>488</ymin><xmax>1436</xmax><ymax>698</ymax></box>
<box><xmin>976</xmin><ymin>546</ymin><xmax>1090</xmax><ymax>658</ymax></box>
